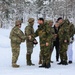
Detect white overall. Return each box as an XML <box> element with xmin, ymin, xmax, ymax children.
<box><xmin>67</xmin><ymin>43</ymin><xmax>73</xmax><ymax>61</ymax></box>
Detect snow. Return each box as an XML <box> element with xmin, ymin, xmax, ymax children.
<box><xmin>0</xmin><ymin>28</ymin><xmax>75</xmax><ymax>75</ymax></box>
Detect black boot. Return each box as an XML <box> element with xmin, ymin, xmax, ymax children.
<box><xmin>62</xmin><ymin>61</ymin><xmax>68</xmax><ymax>65</ymax></box>
<box><xmin>68</xmin><ymin>61</ymin><xmax>72</xmax><ymax>64</ymax></box>
<box><xmin>30</xmin><ymin>62</ymin><xmax>35</xmax><ymax>66</ymax></box>
<box><xmin>50</xmin><ymin>61</ymin><xmax>54</xmax><ymax>63</ymax></box>
<box><xmin>45</xmin><ymin>63</ymin><xmax>51</xmax><ymax>68</ymax></box>
<box><xmin>56</xmin><ymin>59</ymin><xmax>59</xmax><ymax>62</ymax></box>
<box><xmin>58</xmin><ymin>61</ymin><xmax>63</xmax><ymax>65</ymax></box>
<box><xmin>39</xmin><ymin>63</ymin><xmax>46</xmax><ymax>68</ymax></box>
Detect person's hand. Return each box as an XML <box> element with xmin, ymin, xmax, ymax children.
<box><xmin>28</xmin><ymin>35</ymin><xmax>31</xmax><ymax>40</ymax></box>
<box><xmin>33</xmin><ymin>39</ymin><xmax>38</xmax><ymax>45</ymax></box>
<box><xmin>46</xmin><ymin>42</ymin><xmax>49</xmax><ymax>46</ymax></box>
<box><xmin>33</xmin><ymin>40</ymin><xmax>37</xmax><ymax>43</ymax></box>
<box><xmin>64</xmin><ymin>40</ymin><xmax>67</xmax><ymax>43</ymax></box>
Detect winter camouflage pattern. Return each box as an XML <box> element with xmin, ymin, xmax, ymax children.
<box><xmin>10</xmin><ymin>26</ymin><xmax>25</xmax><ymax>64</ymax></box>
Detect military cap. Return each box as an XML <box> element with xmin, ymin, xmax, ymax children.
<box><xmin>15</xmin><ymin>20</ymin><xmax>22</xmax><ymax>26</ymax></box>
<box><xmin>46</xmin><ymin>20</ymin><xmax>53</xmax><ymax>24</ymax></box>
<box><xmin>28</xmin><ymin>18</ymin><xmax>34</xmax><ymax>23</ymax></box>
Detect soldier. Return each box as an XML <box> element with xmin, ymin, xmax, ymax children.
<box><xmin>25</xmin><ymin>18</ymin><xmax>38</xmax><ymax>66</ymax></box>
<box><xmin>57</xmin><ymin>17</ymin><xmax>70</xmax><ymax>65</ymax></box>
<box><xmin>10</xmin><ymin>20</ymin><xmax>26</xmax><ymax>68</ymax></box>
<box><xmin>34</xmin><ymin>18</ymin><xmax>54</xmax><ymax>68</ymax></box>
<box><xmin>46</xmin><ymin>20</ymin><xmax>55</xmax><ymax>63</ymax></box>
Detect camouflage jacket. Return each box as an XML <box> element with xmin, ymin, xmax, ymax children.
<box><xmin>34</xmin><ymin>23</ymin><xmax>55</xmax><ymax>47</ymax></box>
<box><xmin>10</xmin><ymin>26</ymin><xmax>25</xmax><ymax>44</ymax></box>
<box><xmin>25</xmin><ymin>24</ymin><xmax>35</xmax><ymax>42</ymax></box>
<box><xmin>58</xmin><ymin>20</ymin><xmax>70</xmax><ymax>43</ymax></box>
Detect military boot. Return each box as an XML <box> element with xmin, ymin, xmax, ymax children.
<box><xmin>57</xmin><ymin>60</ymin><xmax>63</xmax><ymax>65</ymax></box>
<box><xmin>45</xmin><ymin>63</ymin><xmax>51</xmax><ymax>68</ymax></box>
<box><xmin>12</xmin><ymin>63</ymin><xmax>20</xmax><ymax>68</ymax></box>
<box><xmin>26</xmin><ymin>54</ymin><xmax>31</xmax><ymax>66</ymax></box>
<box><xmin>29</xmin><ymin>54</ymin><xmax>35</xmax><ymax>66</ymax></box>
<box><xmin>50</xmin><ymin>60</ymin><xmax>54</xmax><ymax>63</ymax></box>
<box><xmin>39</xmin><ymin>61</ymin><xmax>46</xmax><ymax>68</ymax></box>
<box><xmin>26</xmin><ymin>54</ymin><xmax>35</xmax><ymax>66</ymax></box>
<box><xmin>62</xmin><ymin>61</ymin><xmax>68</xmax><ymax>65</ymax></box>
<box><xmin>68</xmin><ymin>61</ymin><xmax>72</xmax><ymax>64</ymax></box>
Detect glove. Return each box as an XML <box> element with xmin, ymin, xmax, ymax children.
<box><xmin>33</xmin><ymin>39</ymin><xmax>38</xmax><ymax>45</ymax></box>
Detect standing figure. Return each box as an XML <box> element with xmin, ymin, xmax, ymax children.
<box><xmin>34</xmin><ymin>18</ymin><xmax>55</xmax><ymax>68</ymax></box>
<box><xmin>53</xmin><ymin>22</ymin><xmax>60</xmax><ymax>62</ymax></box>
<box><xmin>25</xmin><ymin>18</ymin><xmax>37</xmax><ymax>66</ymax></box>
<box><xmin>10</xmin><ymin>20</ymin><xmax>26</xmax><ymax>68</ymax></box>
<box><xmin>46</xmin><ymin>20</ymin><xmax>55</xmax><ymax>63</ymax></box>
<box><xmin>57</xmin><ymin>18</ymin><xmax>70</xmax><ymax>65</ymax></box>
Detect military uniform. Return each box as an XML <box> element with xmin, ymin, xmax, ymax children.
<box><xmin>45</xmin><ymin>20</ymin><xmax>55</xmax><ymax>63</ymax></box>
<box><xmin>58</xmin><ymin>19</ymin><xmax>70</xmax><ymax>65</ymax></box>
<box><xmin>34</xmin><ymin>22</ymin><xmax>55</xmax><ymax>68</ymax></box>
<box><xmin>25</xmin><ymin>18</ymin><xmax>35</xmax><ymax>66</ymax></box>
<box><xmin>10</xmin><ymin>20</ymin><xmax>25</xmax><ymax>68</ymax></box>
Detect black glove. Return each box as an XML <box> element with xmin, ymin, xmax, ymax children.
<box><xmin>33</xmin><ymin>39</ymin><xmax>38</xmax><ymax>45</ymax></box>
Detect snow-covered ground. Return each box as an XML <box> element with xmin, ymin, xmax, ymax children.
<box><xmin>0</xmin><ymin>28</ymin><xmax>75</xmax><ymax>75</ymax></box>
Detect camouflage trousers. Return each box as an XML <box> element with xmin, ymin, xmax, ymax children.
<box><xmin>40</xmin><ymin>45</ymin><xmax>51</xmax><ymax>65</ymax></box>
<box><xmin>11</xmin><ymin>43</ymin><xmax>20</xmax><ymax>64</ymax></box>
<box><xmin>59</xmin><ymin>42</ymin><xmax>68</xmax><ymax>62</ymax></box>
<box><xmin>26</xmin><ymin>41</ymin><xmax>33</xmax><ymax>54</ymax></box>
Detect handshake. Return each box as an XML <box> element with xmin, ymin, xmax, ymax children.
<box><xmin>28</xmin><ymin>35</ymin><xmax>38</xmax><ymax>45</ymax></box>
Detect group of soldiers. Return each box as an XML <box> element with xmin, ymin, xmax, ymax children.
<box><xmin>10</xmin><ymin>17</ymin><xmax>75</xmax><ymax>69</ymax></box>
